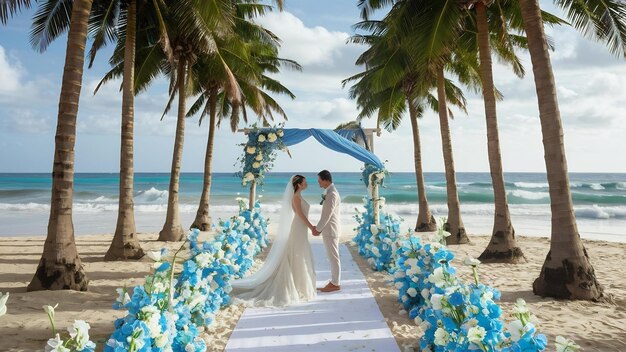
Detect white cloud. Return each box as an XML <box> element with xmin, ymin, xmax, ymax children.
<box><xmin>0</xmin><ymin>46</ymin><xmax>23</xmax><ymax>93</ymax></box>
<box><xmin>255</xmin><ymin>11</ymin><xmax>350</xmax><ymax>67</ymax></box>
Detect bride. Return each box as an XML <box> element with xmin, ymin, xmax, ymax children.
<box><xmin>230</xmin><ymin>175</ymin><xmax>317</xmax><ymax>307</ymax></box>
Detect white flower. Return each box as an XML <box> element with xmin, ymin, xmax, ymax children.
<box><xmin>467</xmin><ymin>326</ymin><xmax>486</xmax><ymax>345</ymax></box>
<box><xmin>241</xmin><ymin>235</ymin><xmax>251</xmax><ymax>242</ymax></box>
<box><xmin>45</xmin><ymin>334</ymin><xmax>69</xmax><ymax>352</ymax></box>
<box><xmin>421</xmin><ymin>288</ymin><xmax>430</xmax><ymax>300</ymax></box>
<box><xmin>0</xmin><ymin>292</ymin><xmax>8</xmax><ymax>317</ymax></box>
<box><xmin>512</xmin><ymin>298</ymin><xmax>529</xmax><ymax>315</ymax></box>
<box><xmin>246</xmin><ymin>146</ymin><xmax>256</xmax><ymax>154</ymax></box>
<box><xmin>185</xmin><ymin>343</ymin><xmax>195</xmax><ymax>352</ymax></box>
<box><xmin>555</xmin><ymin>336</ymin><xmax>581</xmax><ymax>352</ymax></box>
<box><xmin>371</xmin><ymin>246</ymin><xmax>381</xmax><ymax>257</ymax></box>
<box><xmin>277</xmin><ymin>129</ymin><xmax>284</xmax><ymax>137</ymax></box>
<box><xmin>394</xmin><ymin>271</ymin><xmax>406</xmax><ymax>279</ymax></box>
<box><xmin>152</xmin><ymin>282</ymin><xmax>166</xmax><ymax>293</ymax></box>
<box><xmin>253</xmin><ymin>219</ymin><xmax>260</xmax><ymax>227</ymax></box>
<box><xmin>196</xmin><ymin>252</ymin><xmax>214</xmax><ymax>269</ymax></box>
<box><xmin>407</xmin><ymin>288</ymin><xmax>418</xmax><ymax>298</ymax></box>
<box><xmin>43</xmin><ymin>303</ymin><xmax>58</xmax><ymax>319</ymax></box>
<box><xmin>430</xmin><ymin>294</ymin><xmax>443</xmax><ymax>310</ymax></box>
<box><xmin>68</xmin><ymin>320</ymin><xmax>92</xmax><ymax>350</ymax></box>
<box><xmin>407</xmin><ymin>266</ymin><xmax>421</xmax><ymax>276</ymax></box>
<box><xmin>146</xmin><ymin>250</ymin><xmax>163</xmax><ymax>262</ymax></box>
<box><xmin>370</xmin><ymin>224</ymin><xmax>379</xmax><ymax>234</ymax></box>
<box><xmin>463</xmin><ymin>256</ymin><xmax>481</xmax><ymax>267</ymax></box>
<box><xmin>267</xmin><ymin>132</ymin><xmax>277</xmax><ymax>142</ymax></box>
<box><xmin>255</xmin><ymin>153</ymin><xmax>263</xmax><ymax>161</ymax></box>
<box><xmin>155</xmin><ymin>333</ymin><xmax>169</xmax><ymax>348</ymax></box>
<box><xmin>252</xmin><ymin>162</ymin><xmax>261</xmax><ymax>169</ymax></box>
<box><xmin>395</xmin><ymin>282</ymin><xmax>404</xmax><ymax>289</ymax></box>
<box><xmin>257</xmin><ymin>134</ymin><xmax>266</xmax><ymax>142</ymax></box>
<box><xmin>428</xmin><ymin>267</ymin><xmax>447</xmax><ymax>287</ymax></box>
<box><xmin>115</xmin><ymin>288</ymin><xmax>131</xmax><ymax>306</ymax></box>
<box><xmin>433</xmin><ymin>328</ymin><xmax>450</xmax><ymax>346</ymax></box>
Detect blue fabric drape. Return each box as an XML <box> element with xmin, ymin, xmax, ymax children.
<box><xmin>271</xmin><ymin>128</ymin><xmax>384</xmax><ymax>169</ymax></box>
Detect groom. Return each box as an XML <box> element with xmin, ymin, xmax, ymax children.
<box><xmin>312</xmin><ymin>170</ymin><xmax>341</xmax><ymax>293</ymax></box>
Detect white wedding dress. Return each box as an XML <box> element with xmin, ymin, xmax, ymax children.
<box><xmin>231</xmin><ymin>178</ymin><xmax>317</xmax><ymax>307</ymax></box>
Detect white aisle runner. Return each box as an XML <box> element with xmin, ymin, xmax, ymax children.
<box><xmin>225</xmin><ymin>239</ymin><xmax>400</xmax><ymax>352</ymax></box>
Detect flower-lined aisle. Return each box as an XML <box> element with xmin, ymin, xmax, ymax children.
<box><xmin>103</xmin><ymin>201</ymin><xmax>269</xmax><ymax>351</ymax></box>
<box><xmin>352</xmin><ymin>198</ymin><xmax>581</xmax><ymax>352</ymax></box>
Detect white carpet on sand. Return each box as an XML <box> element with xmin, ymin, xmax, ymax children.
<box><xmin>225</xmin><ymin>239</ymin><xmax>400</xmax><ymax>352</ymax></box>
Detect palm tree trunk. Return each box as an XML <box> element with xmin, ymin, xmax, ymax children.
<box><xmin>436</xmin><ymin>67</ymin><xmax>468</xmax><ymax>245</ymax></box>
<box><xmin>407</xmin><ymin>98</ymin><xmax>436</xmax><ymax>232</ymax></box>
<box><xmin>191</xmin><ymin>90</ymin><xmax>218</xmax><ymax>231</ymax></box>
<box><xmin>519</xmin><ymin>0</ymin><xmax>602</xmax><ymax>299</ymax></box>
<box><xmin>27</xmin><ymin>0</ymin><xmax>93</xmax><ymax>291</ymax></box>
<box><xmin>475</xmin><ymin>1</ymin><xmax>525</xmax><ymax>263</ymax></box>
<box><xmin>105</xmin><ymin>0</ymin><xmax>144</xmax><ymax>260</ymax></box>
<box><xmin>158</xmin><ymin>57</ymin><xmax>187</xmax><ymax>242</ymax></box>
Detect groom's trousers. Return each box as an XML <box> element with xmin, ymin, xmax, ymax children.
<box><xmin>322</xmin><ymin>234</ymin><xmax>341</xmax><ymax>286</ymax></box>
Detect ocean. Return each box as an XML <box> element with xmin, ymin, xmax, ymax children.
<box><xmin>1</xmin><ymin>172</ymin><xmax>625</xmax><ymax>241</ymax></box>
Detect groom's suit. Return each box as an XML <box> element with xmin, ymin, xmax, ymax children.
<box><xmin>316</xmin><ymin>183</ymin><xmax>341</xmax><ymax>286</ymax></box>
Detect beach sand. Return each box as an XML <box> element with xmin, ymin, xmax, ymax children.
<box><xmin>0</xmin><ymin>229</ymin><xmax>625</xmax><ymax>351</ymax></box>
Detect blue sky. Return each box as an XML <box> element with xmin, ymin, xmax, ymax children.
<box><xmin>0</xmin><ymin>1</ymin><xmax>624</xmax><ymax>173</ymax></box>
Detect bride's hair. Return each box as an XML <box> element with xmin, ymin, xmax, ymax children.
<box><xmin>292</xmin><ymin>175</ymin><xmax>305</xmax><ymax>191</ymax></box>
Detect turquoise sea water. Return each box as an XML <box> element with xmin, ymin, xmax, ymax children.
<box><xmin>1</xmin><ymin>172</ymin><xmax>625</xmax><ymax>240</ymax></box>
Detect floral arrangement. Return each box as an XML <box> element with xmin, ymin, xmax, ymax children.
<box><xmin>234</xmin><ymin>198</ymin><xmax>270</xmax><ymax>255</ymax></box>
<box><xmin>105</xmin><ymin>202</ymin><xmax>270</xmax><ymax>352</ymax></box>
<box><xmin>392</xmin><ymin>231</ymin><xmax>579</xmax><ymax>351</ymax></box>
<box><xmin>43</xmin><ymin>304</ymin><xmax>96</xmax><ymax>352</ymax></box>
<box><xmin>361</xmin><ymin>163</ymin><xmax>387</xmax><ymax>188</ymax></box>
<box><xmin>352</xmin><ymin>197</ymin><xmax>403</xmax><ymax>272</ymax></box>
<box><xmin>238</xmin><ymin>124</ymin><xmax>288</xmax><ymax>186</ymax></box>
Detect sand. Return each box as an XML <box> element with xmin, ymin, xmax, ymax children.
<box><xmin>0</xmin><ymin>230</ymin><xmax>625</xmax><ymax>351</ymax></box>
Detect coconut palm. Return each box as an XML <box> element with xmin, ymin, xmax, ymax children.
<box><xmin>153</xmin><ymin>0</ymin><xmax>240</xmax><ymax>242</ymax></box>
<box><xmin>26</xmin><ymin>0</ymin><xmax>94</xmax><ymax>291</ymax></box>
<box><xmin>0</xmin><ymin>0</ymin><xmax>31</xmax><ymax>24</ymax></box>
<box><xmin>518</xmin><ymin>0</ymin><xmax>626</xmax><ymax>299</ymax></box>
<box><xmin>464</xmin><ymin>0</ymin><xmax>563</xmax><ymax>263</ymax></box>
<box><xmin>187</xmin><ymin>14</ymin><xmax>299</xmax><ymax>231</ymax></box>
<box><xmin>104</xmin><ymin>0</ymin><xmax>145</xmax><ymax>259</ymax></box>
<box><xmin>344</xmin><ymin>26</ymin><xmax>469</xmax><ymax>234</ymax></box>
<box><xmin>355</xmin><ymin>1</ymin><xmax>473</xmax><ymax>243</ymax></box>
<box><xmin>466</xmin><ymin>0</ymin><xmax>528</xmax><ymax>263</ymax></box>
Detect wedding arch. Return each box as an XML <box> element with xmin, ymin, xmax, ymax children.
<box><xmin>237</xmin><ymin>126</ymin><xmax>386</xmax><ymax>224</ymax></box>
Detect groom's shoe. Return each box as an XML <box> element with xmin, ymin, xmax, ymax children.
<box><xmin>318</xmin><ymin>282</ymin><xmax>340</xmax><ymax>293</ymax></box>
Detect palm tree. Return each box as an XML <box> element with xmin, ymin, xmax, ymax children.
<box><xmin>186</xmin><ymin>1</ymin><xmax>295</xmax><ymax>231</ymax></box>
<box><xmin>156</xmin><ymin>0</ymin><xmax>244</xmax><ymax>242</ymax></box>
<box><xmin>468</xmin><ymin>0</ymin><xmax>562</xmax><ymax>263</ymax></box>
<box><xmin>26</xmin><ymin>0</ymin><xmax>94</xmax><ymax>291</ymax></box>
<box><xmin>468</xmin><ymin>0</ymin><xmax>526</xmax><ymax>263</ymax></box>
<box><xmin>100</xmin><ymin>0</ymin><xmax>145</xmax><ymax>260</ymax></box>
<box><xmin>517</xmin><ymin>0</ymin><xmax>626</xmax><ymax>299</ymax></box>
<box><xmin>188</xmin><ymin>30</ymin><xmax>298</xmax><ymax>231</ymax></box>
<box><xmin>345</xmin><ymin>23</ymin><xmax>469</xmax><ymax>234</ymax></box>
<box><xmin>0</xmin><ymin>0</ymin><xmax>31</xmax><ymax>23</ymax></box>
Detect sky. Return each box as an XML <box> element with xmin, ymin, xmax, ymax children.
<box><xmin>0</xmin><ymin>1</ymin><xmax>624</xmax><ymax>174</ymax></box>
